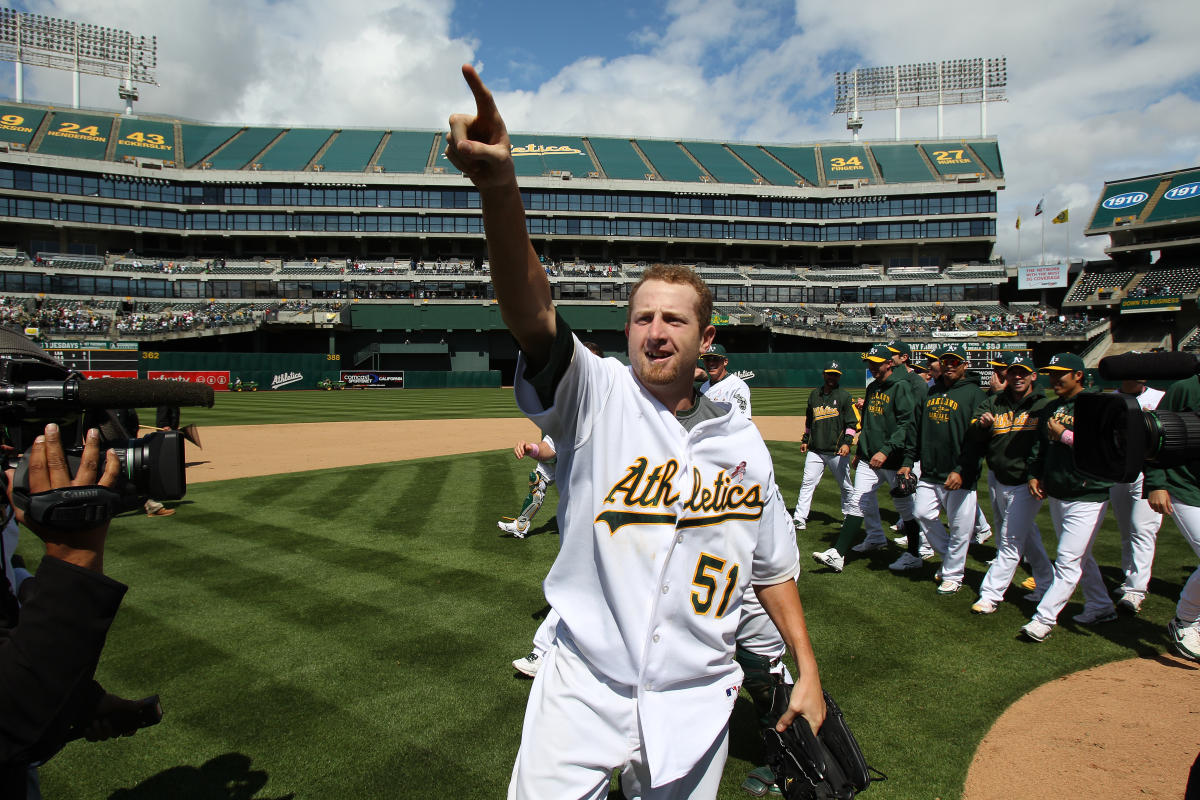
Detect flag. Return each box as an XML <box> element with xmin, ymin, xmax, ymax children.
<box><xmin>1034</xmin><ymin>198</ymin><xmax>1044</xmax><ymax>216</ymax></box>
<box><xmin>1052</xmin><ymin>209</ymin><xmax>1069</xmax><ymax>224</ymax></box>
<box><xmin>1015</xmin><ymin>216</ymin><xmax>1021</xmax><ymax>230</ymax></box>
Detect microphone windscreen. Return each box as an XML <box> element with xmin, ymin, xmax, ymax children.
<box><xmin>76</xmin><ymin>378</ymin><xmax>216</xmax><ymax>409</ymax></box>
<box><xmin>1097</xmin><ymin>351</ymin><xmax>1200</xmax><ymax>381</ymax></box>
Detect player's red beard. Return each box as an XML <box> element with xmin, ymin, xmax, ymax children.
<box><xmin>635</xmin><ymin>349</ymin><xmax>685</xmax><ymax>386</ymax></box>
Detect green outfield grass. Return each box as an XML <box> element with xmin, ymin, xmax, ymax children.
<box><xmin>21</xmin><ymin>393</ymin><xmax>1195</xmax><ymax>799</ymax></box>
<box><xmin>139</xmin><ymin>386</ymin><xmax>819</xmax><ymax>428</ymax></box>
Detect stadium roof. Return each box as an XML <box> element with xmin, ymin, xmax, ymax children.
<box><xmin>1085</xmin><ymin>164</ymin><xmax>1200</xmax><ymax>236</ymax></box>
<box><xmin>0</xmin><ymin>101</ymin><xmax>1003</xmax><ymax>188</ymax></box>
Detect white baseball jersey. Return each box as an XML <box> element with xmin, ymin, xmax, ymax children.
<box><xmin>699</xmin><ymin>373</ymin><xmax>752</xmax><ymax>419</ymax></box>
<box><xmin>514</xmin><ymin>335</ymin><xmax>798</xmax><ymax>786</ymax></box>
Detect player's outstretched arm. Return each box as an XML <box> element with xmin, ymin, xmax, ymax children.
<box><xmin>755</xmin><ymin>579</ymin><xmax>826</xmax><ymax>734</ymax></box>
<box><xmin>445</xmin><ymin>64</ymin><xmax>554</xmax><ymax>367</ymax></box>
<box><xmin>513</xmin><ymin>439</ymin><xmax>557</xmax><ymax>462</ymax></box>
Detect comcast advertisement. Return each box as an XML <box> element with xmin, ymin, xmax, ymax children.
<box><xmin>340</xmin><ymin>371</ymin><xmax>406</xmax><ymax>389</ymax></box>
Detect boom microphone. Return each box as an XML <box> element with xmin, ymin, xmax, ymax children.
<box><xmin>1097</xmin><ymin>351</ymin><xmax>1200</xmax><ymax>382</ymax></box>
<box><xmin>77</xmin><ymin>378</ymin><xmax>215</xmax><ymax>408</ymax></box>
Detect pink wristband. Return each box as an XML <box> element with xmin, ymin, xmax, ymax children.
<box><xmin>1059</xmin><ymin>430</ymin><xmax>1074</xmax><ymax>448</ymax></box>
<box><xmin>530</xmin><ymin>443</ymin><xmax>541</xmax><ymax>458</ymax></box>
<box><xmin>844</xmin><ymin>428</ymin><xmax>857</xmax><ymax>436</ymax></box>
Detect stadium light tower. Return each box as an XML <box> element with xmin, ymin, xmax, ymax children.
<box><xmin>0</xmin><ymin>9</ymin><xmax>158</xmax><ymax>115</ymax></box>
<box><xmin>833</xmin><ymin>57</ymin><xmax>1007</xmax><ymax>140</ymax></box>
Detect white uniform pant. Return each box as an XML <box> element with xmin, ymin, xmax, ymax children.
<box><xmin>531</xmin><ymin>609</ymin><xmax>561</xmax><ymax>658</ymax></box>
<box><xmin>1033</xmin><ymin>498</ymin><xmax>1113</xmax><ymax>627</ymax></box>
<box><xmin>793</xmin><ymin>450</ymin><xmax>851</xmax><ymax>525</ymax></box>
<box><xmin>509</xmin><ymin>637</ymin><xmax>728</xmax><ymax>800</ymax></box>
<box><xmin>1166</xmin><ymin>500</ymin><xmax>1200</xmax><ymax>625</ymax></box>
<box><xmin>978</xmin><ymin>476</ymin><xmax>1053</xmax><ymax>604</ymax></box>
<box><xmin>913</xmin><ymin>482</ymin><xmax>977</xmax><ymax>585</ymax></box>
<box><xmin>974</xmin><ymin>501</ymin><xmax>991</xmax><ymax>535</ymax></box>
<box><xmin>1109</xmin><ymin>474</ymin><xmax>1163</xmax><ymax>595</ymax></box>
<box><xmin>843</xmin><ymin>464</ymin><xmax>916</xmax><ymax>525</ymax></box>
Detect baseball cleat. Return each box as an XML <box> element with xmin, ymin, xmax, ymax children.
<box><xmin>888</xmin><ymin>552</ymin><xmax>924</xmax><ymax>572</ymax></box>
<box><xmin>918</xmin><ymin>546</ymin><xmax>936</xmax><ymax>560</ymax></box>
<box><xmin>497</xmin><ymin>518</ymin><xmax>530</xmax><ymax>538</ymax></box>
<box><xmin>850</xmin><ymin>537</ymin><xmax>888</xmax><ymax>553</ymax></box>
<box><xmin>1072</xmin><ymin>608</ymin><xmax>1118</xmax><ymax>625</ymax></box>
<box><xmin>974</xmin><ymin>528</ymin><xmax>993</xmax><ymax>545</ymax></box>
<box><xmin>892</xmin><ymin>535</ymin><xmax>909</xmax><ymax>548</ymax></box>
<box><xmin>1021</xmin><ymin>620</ymin><xmax>1053</xmax><ymax>642</ymax></box>
<box><xmin>936</xmin><ymin>579</ymin><xmax>962</xmax><ymax>595</ymax></box>
<box><xmin>1116</xmin><ymin>592</ymin><xmax>1144</xmax><ymax>614</ymax></box>
<box><xmin>512</xmin><ymin>651</ymin><xmax>541</xmax><ymax>676</ymax></box>
<box><xmin>793</xmin><ymin>519</ymin><xmax>806</xmax><ymax>531</ymax></box>
<box><xmin>971</xmin><ymin>599</ymin><xmax>998</xmax><ymax>615</ymax></box>
<box><xmin>1167</xmin><ymin>618</ymin><xmax>1200</xmax><ymax>662</ymax></box>
<box><xmin>811</xmin><ymin>548</ymin><xmax>844</xmax><ymax>573</ymax></box>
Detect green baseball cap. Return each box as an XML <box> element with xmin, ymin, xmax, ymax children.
<box><xmin>824</xmin><ymin>360</ymin><xmax>843</xmax><ymax>374</ymax></box>
<box><xmin>1006</xmin><ymin>354</ymin><xmax>1036</xmax><ymax>373</ymax></box>
<box><xmin>885</xmin><ymin>340</ymin><xmax>911</xmax><ymax>358</ymax></box>
<box><xmin>863</xmin><ymin>344</ymin><xmax>893</xmax><ymax>363</ymax></box>
<box><xmin>699</xmin><ymin>343</ymin><xmax>728</xmax><ymax>361</ymax></box>
<box><xmin>1040</xmin><ymin>352</ymin><xmax>1084</xmax><ymax>372</ymax></box>
<box><xmin>988</xmin><ymin>352</ymin><xmax>1013</xmax><ymax>368</ymax></box>
<box><xmin>939</xmin><ymin>343</ymin><xmax>968</xmax><ymax>363</ymax></box>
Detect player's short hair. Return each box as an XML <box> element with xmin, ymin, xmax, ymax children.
<box><xmin>626</xmin><ymin>265</ymin><xmax>713</xmax><ymax>330</ymax></box>
<box><xmin>582</xmin><ymin>341</ymin><xmax>604</xmax><ymax>357</ymax></box>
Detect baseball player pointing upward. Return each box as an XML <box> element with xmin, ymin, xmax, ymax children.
<box><xmin>446</xmin><ymin>64</ymin><xmax>825</xmax><ymax>799</ymax></box>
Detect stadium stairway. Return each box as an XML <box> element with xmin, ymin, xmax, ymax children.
<box><xmin>1103</xmin><ymin>316</ymin><xmax>1173</xmax><ymax>357</ymax></box>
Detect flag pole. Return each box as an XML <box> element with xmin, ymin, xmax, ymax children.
<box><xmin>1040</xmin><ymin>212</ymin><xmax>1045</xmax><ymax>267</ymax></box>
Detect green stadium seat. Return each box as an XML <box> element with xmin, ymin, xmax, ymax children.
<box><xmin>1089</xmin><ymin>177</ymin><xmax>1161</xmax><ymax>229</ymax></box>
<box><xmin>180</xmin><ymin>124</ymin><xmax>244</xmax><ymax>168</ymax></box>
<box><xmin>317</xmin><ymin>130</ymin><xmax>386</xmax><ymax>173</ymax></box>
<box><xmin>378</xmin><ymin>131</ymin><xmax>440</xmax><ymax>174</ymax></box>
<box><xmin>921</xmin><ymin>143</ymin><xmax>986</xmax><ymax>176</ymax></box>
<box><xmin>682</xmin><ymin>142</ymin><xmax>758</xmax><ymax>184</ymax></box>
<box><xmin>1145</xmin><ymin>170</ymin><xmax>1200</xmax><ymax>224</ymax></box>
<box><xmin>114</xmin><ymin>118</ymin><xmax>176</xmax><ymax>162</ymax></box>
<box><xmin>969</xmin><ymin>142</ymin><xmax>1004</xmax><ymax>178</ymax></box>
<box><xmin>508</xmin><ymin>135</ymin><xmax>596</xmax><ymax>177</ymax></box>
<box><xmin>871</xmin><ymin>145</ymin><xmax>935</xmax><ymax>183</ymax></box>
<box><xmin>258</xmin><ymin>129</ymin><xmax>335</xmax><ymax>171</ymax></box>
<box><xmin>819</xmin><ymin>145</ymin><xmax>873</xmax><ymax>184</ymax></box>
<box><xmin>589</xmin><ymin>137</ymin><xmax>651</xmax><ymax>180</ymax></box>
<box><xmin>636</xmin><ymin>139</ymin><xmax>705</xmax><ymax>182</ymax></box>
<box><xmin>726</xmin><ymin>144</ymin><xmax>800</xmax><ymax>186</ymax></box>
<box><xmin>0</xmin><ymin>105</ymin><xmax>46</xmax><ymax>148</ymax></box>
<box><xmin>206</xmin><ymin>127</ymin><xmax>283</xmax><ymax>170</ymax></box>
<box><xmin>763</xmin><ymin>146</ymin><xmax>820</xmax><ymax>185</ymax></box>
<box><xmin>36</xmin><ymin>111</ymin><xmax>113</xmax><ymax>160</ymax></box>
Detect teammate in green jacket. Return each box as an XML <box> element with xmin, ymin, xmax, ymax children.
<box><xmin>1022</xmin><ymin>353</ymin><xmax>1117</xmax><ymax>642</ymax></box>
<box><xmin>793</xmin><ymin>361</ymin><xmax>858</xmax><ymax>531</ymax></box>
<box><xmin>971</xmin><ymin>354</ymin><xmax>1054</xmax><ymax>613</ymax></box>
<box><xmin>812</xmin><ymin>344</ymin><xmax>917</xmax><ymax>572</ymax></box>
<box><xmin>1144</xmin><ymin>374</ymin><xmax>1200</xmax><ymax>661</ymax></box>
<box><xmin>907</xmin><ymin>343</ymin><xmax>987</xmax><ymax>594</ymax></box>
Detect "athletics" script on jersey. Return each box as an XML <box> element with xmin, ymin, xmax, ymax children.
<box><xmin>597</xmin><ymin>457</ymin><xmax>765</xmax><ymax>534</ymax></box>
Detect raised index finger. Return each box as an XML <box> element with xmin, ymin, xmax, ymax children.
<box><xmin>461</xmin><ymin>64</ymin><xmax>497</xmax><ymax>117</ymax></box>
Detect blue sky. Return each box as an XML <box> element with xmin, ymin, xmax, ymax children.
<box><xmin>4</xmin><ymin>0</ymin><xmax>1200</xmax><ymax>265</ymax></box>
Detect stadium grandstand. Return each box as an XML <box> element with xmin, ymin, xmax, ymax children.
<box><xmin>1075</xmin><ymin>165</ymin><xmax>1200</xmax><ymax>354</ymax></box>
<box><xmin>0</xmin><ymin>99</ymin><xmax>1110</xmax><ymax>385</ymax></box>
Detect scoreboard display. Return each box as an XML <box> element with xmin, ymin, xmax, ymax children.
<box><xmin>41</xmin><ymin>340</ymin><xmax>140</xmax><ymax>379</ymax></box>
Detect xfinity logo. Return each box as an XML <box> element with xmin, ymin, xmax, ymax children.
<box><xmin>271</xmin><ymin>371</ymin><xmax>304</xmax><ymax>389</ymax></box>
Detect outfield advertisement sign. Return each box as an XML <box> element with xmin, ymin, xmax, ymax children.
<box><xmin>148</xmin><ymin>370</ymin><xmax>231</xmax><ymax>390</ymax></box>
<box><xmin>340</xmin><ymin>370</ymin><xmax>405</xmax><ymax>388</ymax></box>
<box><xmin>1017</xmin><ymin>263</ymin><xmax>1069</xmax><ymax>290</ymax></box>
<box><xmin>1121</xmin><ymin>296</ymin><xmax>1182</xmax><ymax>314</ymax></box>
<box><xmin>82</xmin><ymin>370</ymin><xmax>138</xmax><ymax>380</ymax></box>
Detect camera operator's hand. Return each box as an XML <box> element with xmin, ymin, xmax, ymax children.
<box><xmin>1148</xmin><ymin>489</ymin><xmax>1173</xmax><ymax>516</ymax></box>
<box><xmin>6</xmin><ymin>424</ymin><xmax>120</xmax><ymax>573</ymax></box>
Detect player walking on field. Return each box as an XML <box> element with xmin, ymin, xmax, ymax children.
<box><xmin>970</xmin><ymin>354</ymin><xmax>1054</xmax><ymax>613</ymax></box>
<box><xmin>792</xmin><ymin>361</ymin><xmax>856</xmax><ymax>532</ymax></box>
<box><xmin>813</xmin><ymin>344</ymin><xmax>918</xmax><ymax>572</ymax></box>
<box><xmin>446</xmin><ymin>64</ymin><xmax>825</xmax><ymax>799</ymax></box>
<box><xmin>1022</xmin><ymin>353</ymin><xmax>1117</xmax><ymax>642</ymax></box>
<box><xmin>698</xmin><ymin>344</ymin><xmax>751</xmax><ymax>418</ymax></box>
<box><xmin>907</xmin><ymin>343</ymin><xmax>987</xmax><ymax>595</ymax></box>
<box><xmin>1109</xmin><ymin>378</ymin><xmax>1165</xmax><ymax>614</ymax></box>
<box><xmin>1144</xmin><ymin>375</ymin><xmax>1200</xmax><ymax>661</ymax></box>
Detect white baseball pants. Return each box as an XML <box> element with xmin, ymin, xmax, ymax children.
<box><xmin>1033</xmin><ymin>498</ymin><xmax>1113</xmax><ymax>627</ymax></box>
<box><xmin>1165</xmin><ymin>500</ymin><xmax>1200</xmax><ymax>625</ymax></box>
<box><xmin>843</xmin><ymin>464</ymin><xmax>916</xmax><ymax>524</ymax></box>
<box><xmin>1109</xmin><ymin>474</ymin><xmax>1163</xmax><ymax>595</ymax></box>
<box><xmin>913</xmin><ymin>482</ymin><xmax>977</xmax><ymax>585</ymax></box>
<box><xmin>531</xmin><ymin>609</ymin><xmax>561</xmax><ymax>659</ymax></box>
<box><xmin>978</xmin><ymin>476</ymin><xmax>1053</xmax><ymax>604</ymax></box>
<box><xmin>508</xmin><ymin>637</ymin><xmax>728</xmax><ymax>800</ymax></box>
<box><xmin>793</xmin><ymin>450</ymin><xmax>852</xmax><ymax>525</ymax></box>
